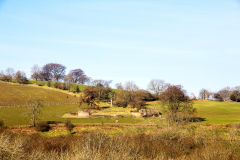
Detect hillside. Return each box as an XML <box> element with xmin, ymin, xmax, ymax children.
<box><xmin>0</xmin><ymin>81</ymin><xmax>78</xmax><ymax>106</ymax></box>
<box><xmin>28</xmin><ymin>80</ymin><xmax>88</xmax><ymax>92</ymax></box>
<box><xmin>1</xmin><ymin>80</ymin><xmax>240</xmax><ymax>126</ymax></box>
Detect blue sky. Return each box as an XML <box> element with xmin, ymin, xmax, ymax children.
<box><xmin>0</xmin><ymin>0</ymin><xmax>240</xmax><ymax>96</ymax></box>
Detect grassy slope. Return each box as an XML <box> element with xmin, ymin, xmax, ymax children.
<box><xmin>0</xmin><ymin>81</ymin><xmax>78</xmax><ymax>106</ymax></box>
<box><xmin>194</xmin><ymin>101</ymin><xmax>240</xmax><ymax>124</ymax></box>
<box><xmin>0</xmin><ymin>81</ymin><xmax>141</xmax><ymax>126</ymax></box>
<box><xmin>28</xmin><ymin>80</ymin><xmax>88</xmax><ymax>92</ymax></box>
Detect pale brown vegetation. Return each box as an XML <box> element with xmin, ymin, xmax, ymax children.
<box><xmin>1</xmin><ymin>125</ymin><xmax>240</xmax><ymax>160</ymax></box>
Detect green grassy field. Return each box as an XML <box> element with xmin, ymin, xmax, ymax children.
<box><xmin>2</xmin><ymin>100</ymin><xmax>240</xmax><ymax>126</ymax></box>
<box><xmin>0</xmin><ymin>81</ymin><xmax>78</xmax><ymax>106</ymax></box>
<box><xmin>194</xmin><ymin>101</ymin><xmax>240</xmax><ymax>124</ymax></box>
<box><xmin>0</xmin><ymin>104</ymin><xmax>143</xmax><ymax>126</ymax></box>
<box><xmin>147</xmin><ymin>100</ymin><xmax>240</xmax><ymax>124</ymax></box>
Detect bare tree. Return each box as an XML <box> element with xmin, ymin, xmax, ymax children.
<box><xmin>5</xmin><ymin>68</ymin><xmax>15</xmax><ymax>82</ymax></box>
<box><xmin>199</xmin><ymin>89</ymin><xmax>211</xmax><ymax>100</ymax></box>
<box><xmin>64</xmin><ymin>74</ymin><xmax>74</xmax><ymax>91</ymax></box>
<box><xmin>27</xmin><ymin>99</ymin><xmax>43</xmax><ymax>127</ymax></box>
<box><xmin>91</xmin><ymin>79</ymin><xmax>112</xmax><ymax>88</ymax></box>
<box><xmin>218</xmin><ymin>87</ymin><xmax>231</xmax><ymax>101</ymax></box>
<box><xmin>15</xmin><ymin>71</ymin><xmax>28</xmax><ymax>84</ymax></box>
<box><xmin>90</xmin><ymin>80</ymin><xmax>113</xmax><ymax>102</ymax></box>
<box><xmin>78</xmin><ymin>74</ymin><xmax>90</xmax><ymax>84</ymax></box>
<box><xmin>50</xmin><ymin>63</ymin><xmax>66</xmax><ymax>82</ymax></box>
<box><xmin>115</xmin><ymin>83</ymin><xmax>122</xmax><ymax>89</ymax></box>
<box><xmin>124</xmin><ymin>81</ymin><xmax>139</xmax><ymax>103</ymax></box>
<box><xmin>68</xmin><ymin>69</ymin><xmax>89</xmax><ymax>84</ymax></box>
<box><xmin>0</xmin><ymin>70</ymin><xmax>10</xmax><ymax>82</ymax></box>
<box><xmin>42</xmin><ymin>63</ymin><xmax>66</xmax><ymax>82</ymax></box>
<box><xmin>190</xmin><ymin>93</ymin><xmax>197</xmax><ymax>100</ymax></box>
<box><xmin>148</xmin><ymin>79</ymin><xmax>168</xmax><ymax>95</ymax></box>
<box><xmin>31</xmin><ymin>65</ymin><xmax>41</xmax><ymax>82</ymax></box>
<box><xmin>41</xmin><ymin>64</ymin><xmax>52</xmax><ymax>81</ymax></box>
<box><xmin>125</xmin><ymin>81</ymin><xmax>139</xmax><ymax>92</ymax></box>
<box><xmin>0</xmin><ymin>70</ymin><xmax>4</xmax><ymax>81</ymax></box>
<box><xmin>234</xmin><ymin>86</ymin><xmax>240</xmax><ymax>92</ymax></box>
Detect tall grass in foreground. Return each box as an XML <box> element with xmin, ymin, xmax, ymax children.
<box><xmin>1</xmin><ymin>125</ymin><xmax>240</xmax><ymax>160</ymax></box>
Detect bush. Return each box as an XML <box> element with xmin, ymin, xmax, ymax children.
<box><xmin>36</xmin><ymin>121</ymin><xmax>51</xmax><ymax>132</ymax></box>
<box><xmin>54</xmin><ymin>82</ymin><xmax>59</xmax><ymax>88</ymax></box>
<box><xmin>76</xmin><ymin>86</ymin><xmax>80</xmax><ymax>93</ymax></box>
<box><xmin>214</xmin><ymin>93</ymin><xmax>223</xmax><ymax>101</ymax></box>
<box><xmin>58</xmin><ymin>83</ymin><xmax>67</xmax><ymax>90</ymax></box>
<box><xmin>15</xmin><ymin>71</ymin><xmax>28</xmax><ymax>84</ymax></box>
<box><xmin>65</xmin><ymin>120</ymin><xmax>75</xmax><ymax>133</ymax></box>
<box><xmin>47</xmin><ymin>81</ymin><xmax>51</xmax><ymax>87</ymax></box>
<box><xmin>160</xmin><ymin>85</ymin><xmax>196</xmax><ymax>123</ymax></box>
<box><xmin>0</xmin><ymin>127</ymin><xmax>240</xmax><ymax>160</ymax></box>
<box><xmin>0</xmin><ymin>74</ymin><xmax>12</xmax><ymax>82</ymax></box>
<box><xmin>47</xmin><ymin>121</ymin><xmax>58</xmax><ymax>125</ymax></box>
<box><xmin>0</xmin><ymin>120</ymin><xmax>4</xmax><ymax>128</ymax></box>
<box><xmin>114</xmin><ymin>100</ymin><xmax>128</xmax><ymax>108</ymax></box>
<box><xmin>79</xmin><ymin>87</ymin><xmax>99</xmax><ymax>109</ymax></box>
<box><xmin>129</xmin><ymin>99</ymin><xmax>146</xmax><ymax>109</ymax></box>
<box><xmin>230</xmin><ymin>90</ymin><xmax>240</xmax><ymax>102</ymax></box>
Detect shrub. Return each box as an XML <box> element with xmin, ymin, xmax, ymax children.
<box><xmin>15</xmin><ymin>71</ymin><xmax>28</xmax><ymax>84</ymax></box>
<box><xmin>65</xmin><ymin>120</ymin><xmax>75</xmax><ymax>133</ymax></box>
<box><xmin>0</xmin><ymin>120</ymin><xmax>4</xmax><ymax>128</ymax></box>
<box><xmin>230</xmin><ymin>90</ymin><xmax>240</xmax><ymax>102</ymax></box>
<box><xmin>214</xmin><ymin>93</ymin><xmax>223</xmax><ymax>101</ymax></box>
<box><xmin>114</xmin><ymin>100</ymin><xmax>128</xmax><ymax>108</ymax></box>
<box><xmin>160</xmin><ymin>85</ymin><xmax>196</xmax><ymax>123</ymax></box>
<box><xmin>36</xmin><ymin>121</ymin><xmax>51</xmax><ymax>132</ymax></box>
<box><xmin>47</xmin><ymin>121</ymin><xmax>58</xmax><ymax>125</ymax></box>
<box><xmin>76</xmin><ymin>86</ymin><xmax>80</xmax><ymax>93</ymax></box>
<box><xmin>47</xmin><ymin>81</ymin><xmax>51</xmax><ymax>87</ymax></box>
<box><xmin>129</xmin><ymin>99</ymin><xmax>146</xmax><ymax>110</ymax></box>
<box><xmin>115</xmin><ymin>88</ymin><xmax>147</xmax><ymax>109</ymax></box>
<box><xmin>1</xmin><ymin>127</ymin><xmax>240</xmax><ymax>160</ymax></box>
<box><xmin>79</xmin><ymin>87</ymin><xmax>99</xmax><ymax>109</ymax></box>
<box><xmin>54</xmin><ymin>82</ymin><xmax>60</xmax><ymax>88</ymax></box>
<box><xmin>63</xmin><ymin>83</ymin><xmax>67</xmax><ymax>90</ymax></box>
<box><xmin>58</xmin><ymin>83</ymin><xmax>67</xmax><ymax>90</ymax></box>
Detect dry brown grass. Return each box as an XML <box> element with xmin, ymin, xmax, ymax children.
<box><xmin>1</xmin><ymin>124</ymin><xmax>240</xmax><ymax>160</ymax></box>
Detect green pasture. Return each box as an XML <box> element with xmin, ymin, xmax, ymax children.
<box><xmin>194</xmin><ymin>101</ymin><xmax>240</xmax><ymax>124</ymax></box>
<box><xmin>147</xmin><ymin>100</ymin><xmax>240</xmax><ymax>124</ymax></box>
<box><xmin>0</xmin><ymin>104</ymin><xmax>143</xmax><ymax>126</ymax></box>
<box><xmin>2</xmin><ymin>100</ymin><xmax>240</xmax><ymax>126</ymax></box>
